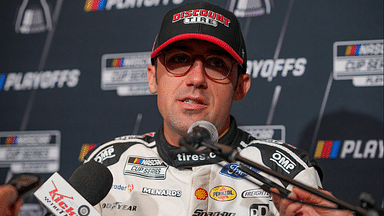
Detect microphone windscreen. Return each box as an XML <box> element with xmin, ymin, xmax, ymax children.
<box><xmin>68</xmin><ymin>160</ymin><xmax>113</xmax><ymax>206</ymax></box>
<box><xmin>188</xmin><ymin>120</ymin><xmax>219</xmax><ymax>143</ymax></box>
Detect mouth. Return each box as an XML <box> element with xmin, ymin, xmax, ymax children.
<box><xmin>182</xmin><ymin>99</ymin><xmax>205</xmax><ymax>105</ymax></box>
<box><xmin>179</xmin><ymin>97</ymin><xmax>207</xmax><ymax>110</ymax></box>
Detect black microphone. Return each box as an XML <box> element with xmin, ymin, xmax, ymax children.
<box><xmin>68</xmin><ymin>160</ymin><xmax>113</xmax><ymax>206</ymax></box>
<box><xmin>34</xmin><ymin>160</ymin><xmax>113</xmax><ymax>216</ymax></box>
<box><xmin>179</xmin><ymin>121</ymin><xmax>291</xmax><ymax>197</ymax></box>
<box><xmin>179</xmin><ymin>120</ymin><xmax>218</xmax><ymax>150</ymax></box>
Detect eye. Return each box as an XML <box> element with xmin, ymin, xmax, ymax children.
<box><xmin>206</xmin><ymin>56</ymin><xmax>231</xmax><ymax>70</ymax></box>
<box><xmin>164</xmin><ymin>51</ymin><xmax>193</xmax><ymax>73</ymax></box>
<box><xmin>167</xmin><ymin>52</ymin><xmax>192</xmax><ymax>64</ymax></box>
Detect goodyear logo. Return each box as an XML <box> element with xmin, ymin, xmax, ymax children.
<box><xmin>209</xmin><ymin>186</ymin><xmax>236</xmax><ymax>201</ymax></box>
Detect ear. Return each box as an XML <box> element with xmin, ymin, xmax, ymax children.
<box><xmin>234</xmin><ymin>73</ymin><xmax>251</xmax><ymax>101</ymax></box>
<box><xmin>147</xmin><ymin>64</ymin><xmax>158</xmax><ymax>94</ymax></box>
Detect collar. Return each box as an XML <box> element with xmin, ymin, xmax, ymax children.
<box><xmin>156</xmin><ymin>116</ymin><xmax>240</xmax><ymax>168</ymax></box>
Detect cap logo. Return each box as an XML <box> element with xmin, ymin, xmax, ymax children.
<box><xmin>172</xmin><ymin>9</ymin><xmax>231</xmax><ymax>27</ymax></box>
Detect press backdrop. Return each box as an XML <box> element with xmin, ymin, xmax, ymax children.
<box><xmin>0</xmin><ymin>0</ymin><xmax>383</xmax><ymax>215</ymax></box>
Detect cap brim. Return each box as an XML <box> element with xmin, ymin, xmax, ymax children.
<box><xmin>150</xmin><ymin>33</ymin><xmax>244</xmax><ymax>65</ymax></box>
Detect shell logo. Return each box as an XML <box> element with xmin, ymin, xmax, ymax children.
<box><xmin>209</xmin><ymin>186</ymin><xmax>237</xmax><ymax>201</ymax></box>
<box><xmin>195</xmin><ymin>188</ymin><xmax>208</xmax><ymax>200</ymax></box>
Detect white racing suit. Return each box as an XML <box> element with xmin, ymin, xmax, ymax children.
<box><xmin>85</xmin><ymin>117</ymin><xmax>323</xmax><ymax>216</ymax></box>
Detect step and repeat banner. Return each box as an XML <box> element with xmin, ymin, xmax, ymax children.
<box><xmin>1</xmin><ymin>0</ymin><xmax>383</xmax><ymax>215</ymax></box>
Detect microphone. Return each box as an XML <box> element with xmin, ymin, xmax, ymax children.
<box><xmin>34</xmin><ymin>160</ymin><xmax>113</xmax><ymax>216</ymax></box>
<box><xmin>179</xmin><ymin>121</ymin><xmax>291</xmax><ymax>197</ymax></box>
<box><xmin>179</xmin><ymin>120</ymin><xmax>219</xmax><ymax>150</ymax></box>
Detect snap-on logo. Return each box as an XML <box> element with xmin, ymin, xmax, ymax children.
<box><xmin>270</xmin><ymin>150</ymin><xmax>296</xmax><ymax>174</ymax></box>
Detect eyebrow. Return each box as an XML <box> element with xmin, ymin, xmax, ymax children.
<box><xmin>165</xmin><ymin>45</ymin><xmax>233</xmax><ymax>59</ymax></box>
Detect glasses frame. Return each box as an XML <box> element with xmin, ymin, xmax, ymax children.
<box><xmin>155</xmin><ymin>49</ymin><xmax>239</xmax><ymax>81</ymax></box>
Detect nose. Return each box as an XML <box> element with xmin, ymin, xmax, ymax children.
<box><xmin>185</xmin><ymin>59</ymin><xmax>207</xmax><ymax>89</ymax></box>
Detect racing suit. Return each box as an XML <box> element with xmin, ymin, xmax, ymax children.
<box><xmin>85</xmin><ymin>117</ymin><xmax>323</xmax><ymax>216</ymax></box>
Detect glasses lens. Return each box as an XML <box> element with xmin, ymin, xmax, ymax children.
<box><xmin>204</xmin><ymin>55</ymin><xmax>233</xmax><ymax>80</ymax></box>
<box><xmin>164</xmin><ymin>50</ymin><xmax>193</xmax><ymax>75</ymax></box>
<box><xmin>163</xmin><ymin>50</ymin><xmax>234</xmax><ymax>80</ymax></box>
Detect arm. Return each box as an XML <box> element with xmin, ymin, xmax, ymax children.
<box><xmin>0</xmin><ymin>184</ymin><xmax>23</xmax><ymax>216</ymax></box>
<box><xmin>271</xmin><ymin>187</ymin><xmax>354</xmax><ymax>216</ymax></box>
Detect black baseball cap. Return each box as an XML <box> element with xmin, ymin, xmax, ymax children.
<box><xmin>151</xmin><ymin>1</ymin><xmax>247</xmax><ymax>73</ymax></box>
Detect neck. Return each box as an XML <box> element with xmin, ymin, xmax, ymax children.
<box><xmin>163</xmin><ymin>117</ymin><xmax>231</xmax><ymax>147</ymax></box>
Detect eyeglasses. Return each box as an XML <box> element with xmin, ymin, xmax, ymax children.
<box><xmin>158</xmin><ymin>49</ymin><xmax>238</xmax><ymax>80</ymax></box>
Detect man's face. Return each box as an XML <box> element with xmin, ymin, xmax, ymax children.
<box><xmin>147</xmin><ymin>39</ymin><xmax>250</xmax><ymax>146</ymax></box>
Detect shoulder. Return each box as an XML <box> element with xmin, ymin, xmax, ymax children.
<box><xmin>84</xmin><ymin>132</ymin><xmax>156</xmax><ymax>166</ymax></box>
<box><xmin>239</xmin><ymin>137</ymin><xmax>323</xmax><ymax>182</ymax></box>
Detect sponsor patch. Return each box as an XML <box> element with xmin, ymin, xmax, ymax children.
<box><xmin>241</xmin><ymin>189</ymin><xmax>271</xmax><ymax>199</ymax></box>
<box><xmin>101</xmin><ymin>202</ymin><xmax>137</xmax><ymax>211</ymax></box>
<box><xmin>94</xmin><ymin>146</ymin><xmax>115</xmax><ymax>163</ymax></box>
<box><xmin>250</xmin><ymin>204</ymin><xmax>269</xmax><ymax>216</ymax></box>
<box><xmin>219</xmin><ymin>163</ymin><xmax>247</xmax><ymax>179</ymax></box>
<box><xmin>124</xmin><ymin>157</ymin><xmax>168</xmax><ymax>180</ymax></box>
<box><xmin>270</xmin><ymin>150</ymin><xmax>296</xmax><ymax>174</ymax></box>
<box><xmin>194</xmin><ymin>188</ymin><xmax>208</xmax><ymax>200</ymax></box>
<box><xmin>111</xmin><ymin>184</ymin><xmax>134</xmax><ymax>192</ymax></box>
<box><xmin>172</xmin><ymin>9</ymin><xmax>230</xmax><ymax>27</ymax></box>
<box><xmin>192</xmin><ymin>209</ymin><xmax>236</xmax><ymax>216</ymax></box>
<box><xmin>209</xmin><ymin>186</ymin><xmax>237</xmax><ymax>201</ymax></box>
<box><xmin>142</xmin><ymin>187</ymin><xmax>181</xmax><ymax>197</ymax></box>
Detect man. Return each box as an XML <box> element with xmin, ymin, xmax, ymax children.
<box><xmin>85</xmin><ymin>2</ymin><xmax>323</xmax><ymax>215</ymax></box>
<box><xmin>271</xmin><ymin>187</ymin><xmax>354</xmax><ymax>216</ymax></box>
<box><xmin>0</xmin><ymin>184</ymin><xmax>23</xmax><ymax>216</ymax></box>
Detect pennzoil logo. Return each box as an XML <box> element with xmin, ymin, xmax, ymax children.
<box><xmin>209</xmin><ymin>186</ymin><xmax>236</xmax><ymax>201</ymax></box>
<box><xmin>172</xmin><ymin>9</ymin><xmax>230</xmax><ymax>27</ymax></box>
<box><xmin>123</xmin><ymin>157</ymin><xmax>168</xmax><ymax>180</ymax></box>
